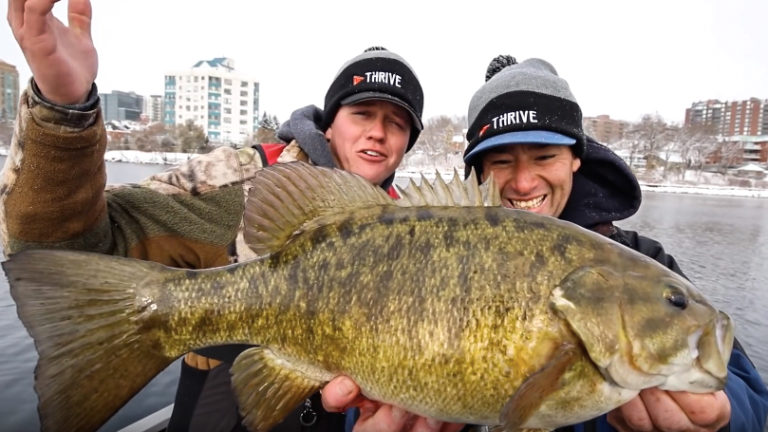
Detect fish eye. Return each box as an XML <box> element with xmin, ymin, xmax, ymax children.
<box><xmin>664</xmin><ymin>286</ymin><xmax>688</xmax><ymax>310</ymax></box>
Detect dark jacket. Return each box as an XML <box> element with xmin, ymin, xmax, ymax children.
<box><xmin>554</xmin><ymin>137</ymin><xmax>768</xmax><ymax>432</ymax></box>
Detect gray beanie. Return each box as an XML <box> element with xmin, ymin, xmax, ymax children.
<box><xmin>463</xmin><ymin>58</ymin><xmax>586</xmax><ymax>165</ymax></box>
<box><xmin>322</xmin><ymin>47</ymin><xmax>424</xmax><ymax>152</ymax></box>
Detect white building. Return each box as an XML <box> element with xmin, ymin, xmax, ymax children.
<box><xmin>164</xmin><ymin>57</ymin><xmax>259</xmax><ymax>145</ymax></box>
<box><xmin>143</xmin><ymin>94</ymin><xmax>163</xmax><ymax>124</ymax></box>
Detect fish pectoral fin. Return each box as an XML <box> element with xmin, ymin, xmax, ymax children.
<box><xmin>500</xmin><ymin>343</ymin><xmax>580</xmax><ymax>431</ymax></box>
<box><xmin>231</xmin><ymin>346</ymin><xmax>325</xmax><ymax>432</ymax></box>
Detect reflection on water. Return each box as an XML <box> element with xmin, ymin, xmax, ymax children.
<box><xmin>1</xmin><ymin>158</ymin><xmax>766</xmax><ymax>430</ymax></box>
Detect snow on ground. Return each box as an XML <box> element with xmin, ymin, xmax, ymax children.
<box><xmin>639</xmin><ymin>184</ymin><xmax>768</xmax><ymax>198</ymax></box>
<box><xmin>104</xmin><ymin>150</ymin><xmax>195</xmax><ymax>165</ymax></box>
<box><xmin>2</xmin><ymin>148</ymin><xmax>766</xmax><ymax>198</ymax></box>
<box><xmin>399</xmin><ymin>166</ymin><xmax>768</xmax><ymax>198</ymax></box>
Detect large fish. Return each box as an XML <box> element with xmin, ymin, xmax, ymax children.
<box><xmin>4</xmin><ymin>162</ymin><xmax>733</xmax><ymax>432</ymax></box>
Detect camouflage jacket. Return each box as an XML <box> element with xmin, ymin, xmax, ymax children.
<box><xmin>0</xmin><ymin>84</ymin><xmax>309</xmax><ymax>266</ymax></box>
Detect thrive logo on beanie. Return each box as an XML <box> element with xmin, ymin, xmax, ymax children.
<box><xmin>322</xmin><ymin>47</ymin><xmax>424</xmax><ymax>151</ymax></box>
<box><xmin>464</xmin><ymin>57</ymin><xmax>586</xmax><ymax>165</ymax></box>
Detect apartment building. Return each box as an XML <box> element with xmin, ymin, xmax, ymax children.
<box><xmin>0</xmin><ymin>60</ymin><xmax>20</xmax><ymax>123</ymax></box>
<box><xmin>143</xmin><ymin>95</ymin><xmax>163</xmax><ymax>124</ymax></box>
<box><xmin>685</xmin><ymin>98</ymin><xmax>768</xmax><ymax>136</ymax></box>
<box><xmin>582</xmin><ymin>114</ymin><xmax>628</xmax><ymax>144</ymax></box>
<box><xmin>685</xmin><ymin>98</ymin><xmax>768</xmax><ymax>166</ymax></box>
<box><xmin>164</xmin><ymin>57</ymin><xmax>259</xmax><ymax>145</ymax></box>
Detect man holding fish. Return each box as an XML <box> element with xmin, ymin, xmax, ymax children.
<box><xmin>3</xmin><ymin>0</ymin><xmax>465</xmax><ymax>431</ymax></box>
<box><xmin>4</xmin><ymin>1</ymin><xmax>768</xmax><ymax>432</ymax></box>
<box><xmin>321</xmin><ymin>57</ymin><xmax>768</xmax><ymax>430</ymax></box>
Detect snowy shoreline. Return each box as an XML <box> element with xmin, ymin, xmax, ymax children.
<box><xmin>396</xmin><ymin>169</ymin><xmax>768</xmax><ymax>199</ymax></box>
<box><xmin>2</xmin><ymin>149</ymin><xmax>766</xmax><ymax>199</ymax></box>
<box><xmin>638</xmin><ymin>183</ymin><xmax>768</xmax><ymax>198</ymax></box>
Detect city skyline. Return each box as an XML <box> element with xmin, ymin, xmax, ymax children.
<box><xmin>1</xmin><ymin>0</ymin><xmax>767</xmax><ymax>125</ymax></box>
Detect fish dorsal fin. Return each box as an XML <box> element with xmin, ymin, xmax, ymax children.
<box><xmin>395</xmin><ymin>168</ymin><xmax>501</xmax><ymax>207</ymax></box>
<box><xmin>244</xmin><ymin>161</ymin><xmax>394</xmax><ymax>256</ymax></box>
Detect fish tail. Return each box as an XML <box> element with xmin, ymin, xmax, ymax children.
<box><xmin>3</xmin><ymin>249</ymin><xmax>179</xmax><ymax>432</ymax></box>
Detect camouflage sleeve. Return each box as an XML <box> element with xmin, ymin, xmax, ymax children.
<box><xmin>0</xmin><ymin>83</ymin><xmax>108</xmax><ymax>256</ymax></box>
<box><xmin>0</xmin><ymin>82</ymin><xmax>264</xmax><ymax>269</ymax></box>
<box><xmin>104</xmin><ymin>146</ymin><xmax>264</xmax><ymax>267</ymax></box>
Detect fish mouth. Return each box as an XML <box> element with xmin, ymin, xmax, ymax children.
<box><xmin>696</xmin><ymin>311</ymin><xmax>733</xmax><ymax>382</ymax></box>
<box><xmin>660</xmin><ymin>311</ymin><xmax>734</xmax><ymax>392</ymax></box>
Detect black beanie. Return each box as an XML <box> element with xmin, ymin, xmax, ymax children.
<box><xmin>322</xmin><ymin>47</ymin><xmax>424</xmax><ymax>152</ymax></box>
<box><xmin>464</xmin><ymin>57</ymin><xmax>586</xmax><ymax>168</ymax></box>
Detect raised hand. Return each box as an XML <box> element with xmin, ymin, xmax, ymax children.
<box><xmin>7</xmin><ymin>0</ymin><xmax>98</xmax><ymax>104</ymax></box>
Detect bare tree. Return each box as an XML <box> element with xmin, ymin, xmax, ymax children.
<box><xmin>673</xmin><ymin>123</ymin><xmax>718</xmax><ymax>180</ymax></box>
<box><xmin>171</xmin><ymin>120</ymin><xmax>209</xmax><ymax>153</ymax></box>
<box><xmin>399</xmin><ymin>115</ymin><xmax>467</xmax><ymax>170</ymax></box>
<box><xmin>659</xmin><ymin>124</ymin><xmax>684</xmax><ymax>180</ymax></box>
<box><xmin>131</xmin><ymin>123</ymin><xmax>168</xmax><ymax>152</ymax></box>
<box><xmin>639</xmin><ymin>114</ymin><xmax>671</xmax><ymax>165</ymax></box>
<box><xmin>411</xmin><ymin>115</ymin><xmax>466</xmax><ymax>151</ymax></box>
<box><xmin>712</xmin><ymin>140</ymin><xmax>743</xmax><ymax>174</ymax></box>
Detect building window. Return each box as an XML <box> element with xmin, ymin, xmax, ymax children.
<box><xmin>240</xmin><ymin>91</ymin><xmax>248</xmax><ymax>97</ymax></box>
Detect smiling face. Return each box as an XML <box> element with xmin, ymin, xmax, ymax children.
<box><xmin>325</xmin><ymin>100</ymin><xmax>412</xmax><ymax>186</ymax></box>
<box><xmin>480</xmin><ymin>144</ymin><xmax>581</xmax><ymax>217</ymax></box>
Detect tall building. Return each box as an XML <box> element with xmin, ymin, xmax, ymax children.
<box><xmin>0</xmin><ymin>60</ymin><xmax>20</xmax><ymax>123</ymax></box>
<box><xmin>100</xmin><ymin>90</ymin><xmax>144</xmax><ymax>122</ymax></box>
<box><xmin>143</xmin><ymin>95</ymin><xmax>163</xmax><ymax>124</ymax></box>
<box><xmin>164</xmin><ymin>57</ymin><xmax>259</xmax><ymax>145</ymax></box>
<box><xmin>582</xmin><ymin>114</ymin><xmax>628</xmax><ymax>144</ymax></box>
<box><xmin>685</xmin><ymin>98</ymin><xmax>768</xmax><ymax>137</ymax></box>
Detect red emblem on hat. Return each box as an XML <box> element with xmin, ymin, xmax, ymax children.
<box><xmin>352</xmin><ymin>75</ymin><xmax>365</xmax><ymax>86</ymax></box>
<box><xmin>479</xmin><ymin>124</ymin><xmax>490</xmax><ymax>137</ymax></box>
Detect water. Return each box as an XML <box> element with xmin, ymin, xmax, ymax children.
<box><xmin>0</xmin><ymin>158</ymin><xmax>178</xmax><ymax>432</ymax></box>
<box><xmin>0</xmin><ymin>159</ymin><xmax>766</xmax><ymax>431</ymax></box>
<box><xmin>619</xmin><ymin>192</ymin><xmax>768</xmax><ymax>384</ymax></box>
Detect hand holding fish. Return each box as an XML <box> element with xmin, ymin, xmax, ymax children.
<box><xmin>7</xmin><ymin>0</ymin><xmax>97</xmax><ymax>104</ymax></box>
<box><xmin>607</xmin><ymin>389</ymin><xmax>730</xmax><ymax>432</ymax></box>
<box><xmin>3</xmin><ymin>164</ymin><xmax>736</xmax><ymax>431</ymax></box>
<box><xmin>322</xmin><ymin>376</ymin><xmax>466</xmax><ymax>432</ymax></box>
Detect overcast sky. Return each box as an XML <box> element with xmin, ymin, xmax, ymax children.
<box><xmin>1</xmin><ymin>0</ymin><xmax>766</xmax><ymax>125</ymax></box>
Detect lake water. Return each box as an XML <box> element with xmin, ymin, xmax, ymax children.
<box><xmin>0</xmin><ymin>158</ymin><xmax>766</xmax><ymax>431</ymax></box>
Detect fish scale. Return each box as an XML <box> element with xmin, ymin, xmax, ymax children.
<box><xmin>4</xmin><ymin>162</ymin><xmax>732</xmax><ymax>432</ymax></box>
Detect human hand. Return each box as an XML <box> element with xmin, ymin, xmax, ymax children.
<box><xmin>8</xmin><ymin>0</ymin><xmax>98</xmax><ymax>104</ymax></box>
<box><xmin>607</xmin><ymin>388</ymin><xmax>730</xmax><ymax>432</ymax></box>
<box><xmin>322</xmin><ymin>376</ymin><xmax>466</xmax><ymax>432</ymax></box>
